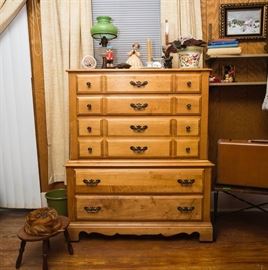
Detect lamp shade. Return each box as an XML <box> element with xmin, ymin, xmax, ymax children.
<box><xmin>91</xmin><ymin>16</ymin><xmax>118</xmax><ymax>40</ymax></box>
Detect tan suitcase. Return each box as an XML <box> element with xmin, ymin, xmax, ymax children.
<box><xmin>217</xmin><ymin>139</ymin><xmax>268</xmax><ymax>189</ymax></box>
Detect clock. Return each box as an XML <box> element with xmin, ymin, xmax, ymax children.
<box><xmin>81</xmin><ymin>55</ymin><xmax>97</xmax><ymax>69</ymax></box>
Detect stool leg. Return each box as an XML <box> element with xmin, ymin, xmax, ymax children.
<box><xmin>16</xmin><ymin>240</ymin><xmax>26</xmax><ymax>269</ymax></box>
<box><xmin>64</xmin><ymin>229</ymin><xmax>74</xmax><ymax>255</ymax></box>
<box><xmin>42</xmin><ymin>240</ymin><xmax>49</xmax><ymax>270</ymax></box>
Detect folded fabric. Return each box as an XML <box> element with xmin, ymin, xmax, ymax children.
<box><xmin>262</xmin><ymin>73</ymin><xmax>268</xmax><ymax>111</ymax></box>
<box><xmin>206</xmin><ymin>47</ymin><xmax>242</xmax><ymax>56</ymax></box>
<box><xmin>207</xmin><ymin>43</ymin><xmax>239</xmax><ymax>48</ymax></box>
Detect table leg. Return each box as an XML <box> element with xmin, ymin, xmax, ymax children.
<box><xmin>16</xmin><ymin>240</ymin><xmax>26</xmax><ymax>269</ymax></box>
<box><xmin>64</xmin><ymin>229</ymin><xmax>74</xmax><ymax>255</ymax></box>
<box><xmin>42</xmin><ymin>240</ymin><xmax>49</xmax><ymax>270</ymax></box>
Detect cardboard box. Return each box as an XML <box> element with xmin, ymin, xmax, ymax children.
<box><xmin>217</xmin><ymin>139</ymin><xmax>268</xmax><ymax>189</ymax></box>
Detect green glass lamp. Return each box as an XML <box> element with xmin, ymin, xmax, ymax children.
<box><xmin>91</xmin><ymin>16</ymin><xmax>118</xmax><ymax>47</ymax></box>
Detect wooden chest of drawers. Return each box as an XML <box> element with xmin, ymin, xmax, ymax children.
<box><xmin>66</xmin><ymin>69</ymin><xmax>213</xmax><ymax>241</ymax></box>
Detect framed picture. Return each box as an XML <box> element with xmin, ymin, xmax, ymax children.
<box><xmin>220</xmin><ymin>2</ymin><xmax>268</xmax><ymax>40</ymax></box>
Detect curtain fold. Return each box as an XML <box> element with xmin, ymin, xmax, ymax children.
<box><xmin>0</xmin><ymin>0</ymin><xmax>26</xmax><ymax>34</ymax></box>
<box><xmin>161</xmin><ymin>0</ymin><xmax>203</xmax><ymax>67</ymax></box>
<box><xmin>40</xmin><ymin>0</ymin><xmax>93</xmax><ymax>183</ymax></box>
<box><xmin>0</xmin><ymin>6</ymin><xmax>41</xmax><ymax>208</ymax></box>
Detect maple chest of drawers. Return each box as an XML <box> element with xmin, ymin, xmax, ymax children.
<box><xmin>66</xmin><ymin>69</ymin><xmax>213</xmax><ymax>241</ymax></box>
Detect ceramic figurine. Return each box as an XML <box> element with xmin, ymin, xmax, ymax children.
<box><xmin>126</xmin><ymin>43</ymin><xmax>143</xmax><ymax>69</ymax></box>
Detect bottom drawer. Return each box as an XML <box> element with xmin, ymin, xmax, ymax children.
<box><xmin>76</xmin><ymin>195</ymin><xmax>202</xmax><ymax>221</ymax></box>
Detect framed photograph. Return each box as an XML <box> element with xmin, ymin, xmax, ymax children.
<box><xmin>220</xmin><ymin>2</ymin><xmax>268</xmax><ymax>40</ymax></box>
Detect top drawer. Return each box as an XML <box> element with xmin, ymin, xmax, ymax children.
<box><xmin>105</xmin><ymin>74</ymin><xmax>172</xmax><ymax>93</ymax></box>
<box><xmin>77</xmin><ymin>75</ymin><xmax>102</xmax><ymax>93</ymax></box>
<box><xmin>175</xmin><ymin>74</ymin><xmax>201</xmax><ymax>93</ymax></box>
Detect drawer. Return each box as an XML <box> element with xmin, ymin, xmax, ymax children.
<box><xmin>176</xmin><ymin>138</ymin><xmax>200</xmax><ymax>158</ymax></box>
<box><xmin>76</xmin><ymin>195</ymin><xmax>203</xmax><ymax>221</ymax></box>
<box><xmin>176</xmin><ymin>117</ymin><xmax>200</xmax><ymax>136</ymax></box>
<box><xmin>106</xmin><ymin>138</ymin><xmax>172</xmax><ymax>158</ymax></box>
<box><xmin>77</xmin><ymin>96</ymin><xmax>102</xmax><ymax>115</ymax></box>
<box><xmin>77</xmin><ymin>75</ymin><xmax>102</xmax><ymax>93</ymax></box>
<box><xmin>78</xmin><ymin>139</ymin><xmax>103</xmax><ymax>158</ymax></box>
<box><xmin>105</xmin><ymin>74</ymin><xmax>172</xmax><ymax>93</ymax></box>
<box><xmin>175</xmin><ymin>74</ymin><xmax>201</xmax><ymax>93</ymax></box>
<box><xmin>106</xmin><ymin>96</ymin><xmax>172</xmax><ymax>115</ymax></box>
<box><xmin>78</xmin><ymin>118</ymin><xmax>102</xmax><ymax>136</ymax></box>
<box><xmin>75</xmin><ymin>168</ymin><xmax>204</xmax><ymax>193</ymax></box>
<box><xmin>107</xmin><ymin>117</ymin><xmax>171</xmax><ymax>136</ymax></box>
<box><xmin>175</xmin><ymin>95</ymin><xmax>201</xmax><ymax>114</ymax></box>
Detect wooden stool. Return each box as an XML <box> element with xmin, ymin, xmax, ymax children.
<box><xmin>16</xmin><ymin>216</ymin><xmax>73</xmax><ymax>270</ymax></box>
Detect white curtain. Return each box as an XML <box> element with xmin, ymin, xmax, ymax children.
<box><xmin>40</xmin><ymin>0</ymin><xmax>93</xmax><ymax>184</ymax></box>
<box><xmin>161</xmin><ymin>0</ymin><xmax>203</xmax><ymax>67</ymax></box>
<box><xmin>0</xmin><ymin>6</ymin><xmax>41</xmax><ymax>208</ymax></box>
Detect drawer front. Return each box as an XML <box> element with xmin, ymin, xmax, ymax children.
<box><xmin>78</xmin><ymin>118</ymin><xmax>102</xmax><ymax>136</ymax></box>
<box><xmin>106</xmin><ymin>74</ymin><xmax>172</xmax><ymax>93</ymax></box>
<box><xmin>176</xmin><ymin>117</ymin><xmax>200</xmax><ymax>136</ymax></box>
<box><xmin>107</xmin><ymin>117</ymin><xmax>171</xmax><ymax>136</ymax></box>
<box><xmin>176</xmin><ymin>138</ymin><xmax>200</xmax><ymax>158</ymax></box>
<box><xmin>77</xmin><ymin>97</ymin><xmax>102</xmax><ymax>115</ymax></box>
<box><xmin>75</xmin><ymin>168</ymin><xmax>204</xmax><ymax>194</ymax></box>
<box><xmin>175</xmin><ymin>74</ymin><xmax>201</xmax><ymax>93</ymax></box>
<box><xmin>106</xmin><ymin>96</ymin><xmax>172</xmax><ymax>115</ymax></box>
<box><xmin>77</xmin><ymin>75</ymin><xmax>102</xmax><ymax>93</ymax></box>
<box><xmin>78</xmin><ymin>139</ymin><xmax>103</xmax><ymax>158</ymax></box>
<box><xmin>175</xmin><ymin>96</ymin><xmax>201</xmax><ymax>114</ymax></box>
<box><xmin>76</xmin><ymin>195</ymin><xmax>202</xmax><ymax>221</ymax></box>
<box><xmin>107</xmin><ymin>138</ymin><xmax>171</xmax><ymax>158</ymax></box>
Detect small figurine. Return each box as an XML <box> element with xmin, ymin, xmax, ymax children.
<box><xmin>126</xmin><ymin>43</ymin><xmax>143</xmax><ymax>69</ymax></box>
<box><xmin>223</xmin><ymin>64</ymin><xmax>235</xmax><ymax>82</ymax></box>
<box><xmin>105</xmin><ymin>46</ymin><xmax>114</xmax><ymax>68</ymax></box>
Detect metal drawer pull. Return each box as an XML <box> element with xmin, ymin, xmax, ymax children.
<box><xmin>83</xmin><ymin>179</ymin><xmax>101</xmax><ymax>186</ymax></box>
<box><xmin>177</xmin><ymin>179</ymin><xmax>195</xmax><ymax>186</ymax></box>
<box><xmin>130</xmin><ymin>80</ymin><xmax>148</xmax><ymax>88</ymax></box>
<box><xmin>177</xmin><ymin>206</ymin><xmax>195</xmax><ymax>213</ymax></box>
<box><xmin>87</xmin><ymin>127</ymin><xmax>92</xmax><ymax>133</ymax></box>
<box><xmin>130</xmin><ymin>103</ymin><xmax>148</xmax><ymax>111</ymax></box>
<box><xmin>84</xmin><ymin>206</ymin><xmax>101</xmax><ymax>213</ymax></box>
<box><xmin>185</xmin><ymin>147</ymin><xmax>191</xmax><ymax>153</ymax></box>
<box><xmin>186</xmin><ymin>125</ymin><xmax>191</xmax><ymax>132</ymax></box>
<box><xmin>186</xmin><ymin>103</ymin><xmax>192</xmax><ymax>110</ymax></box>
<box><xmin>88</xmin><ymin>147</ymin><xmax>92</xmax><ymax>154</ymax></box>
<box><xmin>86</xmin><ymin>82</ymin><xmax>91</xmax><ymax>88</ymax></box>
<box><xmin>187</xmin><ymin>81</ymin><xmax>192</xmax><ymax>87</ymax></box>
<box><xmin>130</xmin><ymin>125</ymin><xmax>148</xmax><ymax>133</ymax></box>
<box><xmin>87</xmin><ymin>104</ymin><xmax>92</xmax><ymax>110</ymax></box>
<box><xmin>130</xmin><ymin>146</ymin><xmax>148</xmax><ymax>153</ymax></box>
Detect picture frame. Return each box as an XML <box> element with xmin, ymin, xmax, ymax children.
<box><xmin>220</xmin><ymin>2</ymin><xmax>268</xmax><ymax>40</ymax></box>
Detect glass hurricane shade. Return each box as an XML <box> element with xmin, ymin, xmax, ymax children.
<box><xmin>91</xmin><ymin>16</ymin><xmax>118</xmax><ymax>42</ymax></box>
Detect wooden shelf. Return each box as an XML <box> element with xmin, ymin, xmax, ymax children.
<box><xmin>206</xmin><ymin>53</ymin><xmax>268</xmax><ymax>61</ymax></box>
<box><xmin>210</xmin><ymin>81</ymin><xmax>267</xmax><ymax>87</ymax></box>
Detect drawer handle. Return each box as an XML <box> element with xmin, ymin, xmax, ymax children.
<box><xmin>87</xmin><ymin>127</ymin><xmax>92</xmax><ymax>133</ymax></box>
<box><xmin>86</xmin><ymin>82</ymin><xmax>91</xmax><ymax>88</ymax></box>
<box><xmin>83</xmin><ymin>179</ymin><xmax>101</xmax><ymax>186</ymax></box>
<box><xmin>130</xmin><ymin>146</ymin><xmax>148</xmax><ymax>153</ymax></box>
<box><xmin>130</xmin><ymin>103</ymin><xmax>148</xmax><ymax>111</ymax></box>
<box><xmin>186</xmin><ymin>103</ymin><xmax>192</xmax><ymax>110</ymax></box>
<box><xmin>185</xmin><ymin>147</ymin><xmax>191</xmax><ymax>153</ymax></box>
<box><xmin>84</xmin><ymin>206</ymin><xmax>101</xmax><ymax>213</ymax></box>
<box><xmin>177</xmin><ymin>206</ymin><xmax>195</xmax><ymax>213</ymax></box>
<box><xmin>130</xmin><ymin>125</ymin><xmax>148</xmax><ymax>133</ymax></box>
<box><xmin>177</xmin><ymin>179</ymin><xmax>195</xmax><ymax>186</ymax></box>
<box><xmin>187</xmin><ymin>81</ymin><xmax>192</xmax><ymax>87</ymax></box>
<box><xmin>130</xmin><ymin>80</ymin><xmax>148</xmax><ymax>88</ymax></box>
<box><xmin>186</xmin><ymin>125</ymin><xmax>191</xmax><ymax>132</ymax></box>
<box><xmin>87</xmin><ymin>104</ymin><xmax>92</xmax><ymax>110</ymax></box>
<box><xmin>88</xmin><ymin>147</ymin><xmax>93</xmax><ymax>154</ymax></box>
